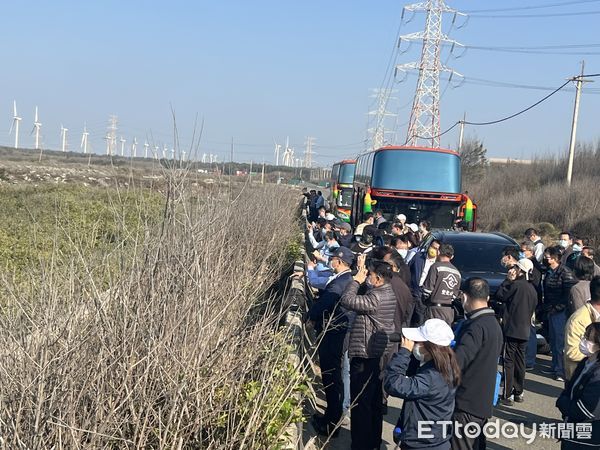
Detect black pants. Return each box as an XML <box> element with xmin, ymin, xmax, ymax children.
<box><xmin>318</xmin><ymin>331</ymin><xmax>346</xmax><ymax>426</ymax></box>
<box><xmin>350</xmin><ymin>357</ymin><xmax>383</xmax><ymax>450</ymax></box>
<box><xmin>503</xmin><ymin>337</ymin><xmax>527</xmax><ymax>397</ymax></box>
<box><xmin>411</xmin><ymin>296</ymin><xmax>425</xmax><ymax>326</ymax></box>
<box><xmin>450</xmin><ymin>410</ymin><xmax>487</xmax><ymax>450</ymax></box>
<box><xmin>425</xmin><ymin>305</ymin><xmax>455</xmax><ymax>326</ymax></box>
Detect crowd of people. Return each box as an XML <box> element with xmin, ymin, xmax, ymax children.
<box><xmin>299</xmin><ymin>189</ymin><xmax>600</xmax><ymax>450</ymax></box>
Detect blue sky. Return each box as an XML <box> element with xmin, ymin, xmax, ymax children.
<box><xmin>1</xmin><ymin>0</ymin><xmax>599</xmax><ymax>164</ymax></box>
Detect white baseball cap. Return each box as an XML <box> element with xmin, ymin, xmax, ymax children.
<box><xmin>402</xmin><ymin>319</ymin><xmax>454</xmax><ymax>347</ymax></box>
<box><xmin>396</xmin><ymin>213</ymin><xmax>407</xmax><ymax>221</ymax></box>
<box><xmin>516</xmin><ymin>258</ymin><xmax>534</xmax><ymax>280</ymax></box>
<box><xmin>325</xmin><ymin>213</ymin><xmax>336</xmax><ymax>221</ymax></box>
<box><xmin>408</xmin><ymin>223</ymin><xmax>419</xmax><ymax>233</ymax></box>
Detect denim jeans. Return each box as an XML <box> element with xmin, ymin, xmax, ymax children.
<box><xmin>548</xmin><ymin>311</ymin><xmax>567</xmax><ymax>377</ymax></box>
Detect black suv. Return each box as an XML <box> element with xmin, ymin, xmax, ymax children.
<box><xmin>420</xmin><ymin>230</ymin><xmax>519</xmax><ymax>296</ymax></box>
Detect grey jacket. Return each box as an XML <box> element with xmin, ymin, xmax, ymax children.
<box><xmin>340</xmin><ymin>281</ymin><xmax>397</xmax><ymax>359</ymax></box>
<box><xmin>569</xmin><ymin>280</ymin><xmax>591</xmax><ymax>314</ymax></box>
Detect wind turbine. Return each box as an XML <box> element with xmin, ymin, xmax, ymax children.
<box><xmin>31</xmin><ymin>106</ymin><xmax>42</xmax><ymax>150</ymax></box>
<box><xmin>131</xmin><ymin>137</ymin><xmax>137</xmax><ymax>158</ymax></box>
<box><xmin>144</xmin><ymin>141</ymin><xmax>149</xmax><ymax>158</ymax></box>
<box><xmin>120</xmin><ymin>137</ymin><xmax>126</xmax><ymax>156</ymax></box>
<box><xmin>9</xmin><ymin>101</ymin><xmax>22</xmax><ymax>149</ymax></box>
<box><xmin>60</xmin><ymin>125</ymin><xmax>68</xmax><ymax>152</ymax></box>
<box><xmin>273</xmin><ymin>140</ymin><xmax>281</xmax><ymax>166</ymax></box>
<box><xmin>201</xmin><ymin>153</ymin><xmax>207</xmax><ymax>163</ymax></box>
<box><xmin>154</xmin><ymin>145</ymin><xmax>159</xmax><ymax>159</ymax></box>
<box><xmin>81</xmin><ymin>125</ymin><xmax>89</xmax><ymax>153</ymax></box>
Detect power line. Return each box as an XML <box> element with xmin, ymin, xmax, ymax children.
<box><xmin>464</xmin><ymin>0</ymin><xmax>600</xmax><ymax>13</ymax></box>
<box><xmin>463</xmin><ymin>80</ymin><xmax>571</xmax><ymax>126</ymax></box>
<box><xmin>470</xmin><ymin>10</ymin><xmax>600</xmax><ymax>18</ymax></box>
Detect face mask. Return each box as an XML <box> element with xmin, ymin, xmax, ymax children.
<box><xmin>559</xmin><ymin>239</ymin><xmax>569</xmax><ymax>249</ymax></box>
<box><xmin>365</xmin><ymin>279</ymin><xmax>374</xmax><ymax>288</ymax></box>
<box><xmin>579</xmin><ymin>338</ymin><xmax>599</xmax><ymax>357</ymax></box>
<box><xmin>398</xmin><ymin>249</ymin><xmax>408</xmax><ymax>259</ymax></box>
<box><xmin>427</xmin><ymin>248</ymin><xmax>437</xmax><ymax>259</ymax></box>
<box><xmin>412</xmin><ymin>344</ymin><xmax>425</xmax><ymax>362</ymax></box>
<box><xmin>519</xmin><ymin>252</ymin><xmax>526</xmax><ymax>260</ymax></box>
<box><xmin>573</xmin><ymin>244</ymin><xmax>583</xmax><ymax>252</ymax></box>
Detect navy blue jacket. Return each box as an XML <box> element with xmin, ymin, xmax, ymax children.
<box><xmin>384</xmin><ymin>348</ymin><xmax>456</xmax><ymax>448</ymax></box>
<box><xmin>557</xmin><ymin>356</ymin><xmax>600</xmax><ymax>447</ymax></box>
<box><xmin>308</xmin><ymin>271</ymin><xmax>353</xmax><ymax>334</ymax></box>
<box><xmin>408</xmin><ymin>251</ymin><xmax>427</xmax><ymax>299</ymax></box>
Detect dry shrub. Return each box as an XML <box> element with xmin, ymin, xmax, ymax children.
<box><xmin>466</xmin><ymin>147</ymin><xmax>600</xmax><ymax>245</ymax></box>
<box><xmin>0</xmin><ymin>173</ymin><xmax>306</xmax><ymax>449</ymax></box>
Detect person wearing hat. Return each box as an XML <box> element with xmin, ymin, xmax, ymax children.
<box><xmin>308</xmin><ymin>246</ymin><xmax>355</xmax><ymax>437</ymax></box>
<box><xmin>495</xmin><ymin>258</ymin><xmax>539</xmax><ymax>405</ymax></box>
<box><xmin>384</xmin><ymin>319</ymin><xmax>461</xmax><ymax>449</ymax></box>
<box><xmin>395</xmin><ymin>213</ymin><xmax>409</xmax><ymax>233</ymax></box>
<box><xmin>335</xmin><ymin>221</ymin><xmax>354</xmax><ymax>248</ymax></box>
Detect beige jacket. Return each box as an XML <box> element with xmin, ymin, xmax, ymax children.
<box><xmin>564</xmin><ymin>302</ymin><xmax>600</xmax><ymax>380</ymax></box>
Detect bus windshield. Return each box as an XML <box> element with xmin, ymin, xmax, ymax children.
<box><xmin>373</xmin><ymin>149</ymin><xmax>460</xmax><ymax>193</ymax></box>
<box><xmin>338</xmin><ymin>163</ymin><xmax>355</xmax><ymax>184</ymax></box>
<box><xmin>374</xmin><ymin>197</ymin><xmax>458</xmax><ymax>230</ymax></box>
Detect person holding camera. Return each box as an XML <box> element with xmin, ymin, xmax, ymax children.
<box><xmin>384</xmin><ymin>319</ymin><xmax>460</xmax><ymax>450</ymax></box>
<box><xmin>340</xmin><ymin>255</ymin><xmax>397</xmax><ymax>450</ymax></box>
<box><xmin>308</xmin><ymin>247</ymin><xmax>355</xmax><ymax>438</ymax></box>
<box><xmin>495</xmin><ymin>258</ymin><xmax>538</xmax><ymax>406</ymax></box>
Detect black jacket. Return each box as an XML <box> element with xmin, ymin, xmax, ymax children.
<box><xmin>543</xmin><ymin>264</ymin><xmax>577</xmax><ymax>311</ymax></box>
<box><xmin>422</xmin><ymin>261</ymin><xmax>461</xmax><ymax>305</ymax></box>
<box><xmin>384</xmin><ymin>348</ymin><xmax>456</xmax><ymax>448</ymax></box>
<box><xmin>390</xmin><ymin>273</ymin><xmax>414</xmax><ymax>331</ymax></box>
<box><xmin>496</xmin><ymin>277</ymin><xmax>538</xmax><ymax>340</ymax></box>
<box><xmin>556</xmin><ymin>356</ymin><xmax>600</xmax><ymax>447</ymax></box>
<box><xmin>308</xmin><ymin>271</ymin><xmax>353</xmax><ymax>334</ymax></box>
<box><xmin>453</xmin><ymin>308</ymin><xmax>503</xmax><ymax>419</ymax></box>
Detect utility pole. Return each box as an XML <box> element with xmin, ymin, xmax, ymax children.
<box><xmin>458</xmin><ymin>112</ymin><xmax>466</xmax><ymax>151</ymax></box>
<box><xmin>261</xmin><ymin>161</ymin><xmax>265</xmax><ymax>184</ymax></box>
<box><xmin>566</xmin><ymin>62</ymin><xmax>592</xmax><ymax>187</ymax></box>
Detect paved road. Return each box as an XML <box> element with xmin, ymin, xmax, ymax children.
<box><xmin>303</xmin><ymin>354</ymin><xmax>564</xmax><ymax>449</ymax></box>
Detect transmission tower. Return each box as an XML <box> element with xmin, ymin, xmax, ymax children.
<box><xmin>303</xmin><ymin>136</ymin><xmax>315</xmax><ymax>168</ymax></box>
<box><xmin>104</xmin><ymin>115</ymin><xmax>118</xmax><ymax>155</ymax></box>
<box><xmin>396</xmin><ymin>0</ymin><xmax>464</xmax><ymax>148</ymax></box>
<box><xmin>367</xmin><ymin>88</ymin><xmax>397</xmax><ymax>150</ymax></box>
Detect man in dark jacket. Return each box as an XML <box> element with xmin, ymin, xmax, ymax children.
<box><xmin>543</xmin><ymin>245</ymin><xmax>578</xmax><ymax>381</ymax></box>
<box><xmin>409</xmin><ymin>239</ymin><xmax>441</xmax><ymax>326</ymax></box>
<box><xmin>308</xmin><ymin>247</ymin><xmax>354</xmax><ymax>436</ymax></box>
<box><xmin>521</xmin><ymin>240</ymin><xmax>544</xmax><ymax>370</ymax></box>
<box><xmin>496</xmin><ymin>259</ymin><xmax>538</xmax><ymax>405</ymax></box>
<box><xmin>340</xmin><ymin>258</ymin><xmax>397</xmax><ymax>450</ymax></box>
<box><xmin>451</xmin><ymin>278</ymin><xmax>503</xmax><ymax>450</ymax></box>
<box><xmin>422</xmin><ymin>243</ymin><xmax>461</xmax><ymax>325</ymax></box>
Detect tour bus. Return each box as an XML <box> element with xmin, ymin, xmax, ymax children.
<box><xmin>329</xmin><ymin>159</ymin><xmax>356</xmax><ymax>223</ymax></box>
<box><xmin>350</xmin><ymin>146</ymin><xmax>476</xmax><ymax>230</ymax></box>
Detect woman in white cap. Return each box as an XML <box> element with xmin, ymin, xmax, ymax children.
<box><xmin>384</xmin><ymin>318</ymin><xmax>461</xmax><ymax>449</ymax></box>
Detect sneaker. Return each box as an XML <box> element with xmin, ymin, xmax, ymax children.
<box><xmin>499</xmin><ymin>396</ymin><xmax>514</xmax><ymax>406</ymax></box>
<box><xmin>555</xmin><ymin>375</ymin><xmax>565</xmax><ymax>382</ymax></box>
<box><xmin>525</xmin><ymin>366</ymin><xmax>534</xmax><ymax>371</ymax></box>
<box><xmin>514</xmin><ymin>393</ymin><xmax>524</xmax><ymax>403</ymax></box>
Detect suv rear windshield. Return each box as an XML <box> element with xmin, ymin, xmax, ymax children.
<box><xmin>447</xmin><ymin>241</ymin><xmax>512</xmax><ymax>274</ymax></box>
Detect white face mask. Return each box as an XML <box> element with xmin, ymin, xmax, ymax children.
<box><xmin>579</xmin><ymin>338</ymin><xmax>599</xmax><ymax>357</ymax></box>
<box><xmin>398</xmin><ymin>249</ymin><xmax>408</xmax><ymax>259</ymax></box>
<box><xmin>412</xmin><ymin>344</ymin><xmax>426</xmax><ymax>362</ymax></box>
<box><xmin>573</xmin><ymin>244</ymin><xmax>583</xmax><ymax>252</ymax></box>
<box><xmin>559</xmin><ymin>239</ymin><xmax>569</xmax><ymax>249</ymax></box>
